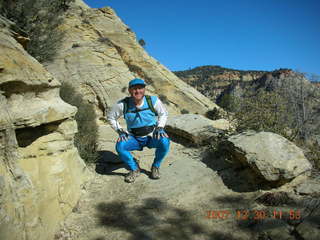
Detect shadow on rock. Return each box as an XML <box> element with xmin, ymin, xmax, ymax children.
<box><xmin>94</xmin><ymin>198</ymin><xmax>244</xmax><ymax>240</ymax></box>
<box><xmin>201</xmin><ymin>147</ymin><xmax>274</xmax><ymax>193</ymax></box>
<box><xmin>166</xmin><ymin>132</ymin><xmax>200</xmax><ymax>148</ymax></box>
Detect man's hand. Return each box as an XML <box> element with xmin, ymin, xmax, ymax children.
<box><xmin>117</xmin><ymin>128</ymin><xmax>129</xmax><ymax>142</ymax></box>
<box><xmin>153</xmin><ymin>127</ymin><xmax>168</xmax><ymax>140</ymax></box>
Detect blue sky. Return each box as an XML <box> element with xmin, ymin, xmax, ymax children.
<box><xmin>83</xmin><ymin>0</ymin><xmax>320</xmax><ymax>78</ymax></box>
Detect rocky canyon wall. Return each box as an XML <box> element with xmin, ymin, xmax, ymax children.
<box><xmin>0</xmin><ymin>17</ymin><xmax>91</xmax><ymax>240</ymax></box>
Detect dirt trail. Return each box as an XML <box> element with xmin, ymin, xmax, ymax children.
<box><xmin>55</xmin><ymin>126</ymin><xmax>309</xmax><ymax>240</ymax></box>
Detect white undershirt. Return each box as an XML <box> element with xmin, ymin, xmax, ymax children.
<box><xmin>107</xmin><ymin>96</ymin><xmax>168</xmax><ymax>135</ymax></box>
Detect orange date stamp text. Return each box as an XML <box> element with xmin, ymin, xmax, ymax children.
<box><xmin>205</xmin><ymin>209</ymin><xmax>301</xmax><ymax>220</ymax></box>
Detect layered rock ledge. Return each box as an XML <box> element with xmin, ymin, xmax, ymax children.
<box><xmin>0</xmin><ymin>17</ymin><xmax>91</xmax><ymax>240</ymax></box>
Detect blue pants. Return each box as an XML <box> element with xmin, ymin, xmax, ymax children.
<box><xmin>116</xmin><ymin>135</ymin><xmax>170</xmax><ymax>171</ymax></box>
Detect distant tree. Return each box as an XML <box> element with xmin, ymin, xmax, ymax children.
<box><xmin>217</xmin><ymin>93</ymin><xmax>237</xmax><ymax>112</ymax></box>
<box><xmin>138</xmin><ymin>38</ymin><xmax>146</xmax><ymax>47</ymax></box>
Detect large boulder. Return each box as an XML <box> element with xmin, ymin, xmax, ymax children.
<box><xmin>166</xmin><ymin>114</ymin><xmax>232</xmax><ymax>146</ymax></box>
<box><xmin>295</xmin><ymin>178</ymin><xmax>320</xmax><ymax>196</ymax></box>
<box><xmin>223</xmin><ymin>131</ymin><xmax>312</xmax><ymax>183</ymax></box>
<box><xmin>0</xmin><ymin>17</ymin><xmax>91</xmax><ymax>240</ymax></box>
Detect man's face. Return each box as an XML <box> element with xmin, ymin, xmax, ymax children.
<box><xmin>129</xmin><ymin>84</ymin><xmax>145</xmax><ymax>101</ymax></box>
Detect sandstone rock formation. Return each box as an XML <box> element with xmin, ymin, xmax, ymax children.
<box><xmin>223</xmin><ymin>131</ymin><xmax>312</xmax><ymax>183</ymax></box>
<box><xmin>45</xmin><ymin>0</ymin><xmax>221</xmax><ymax>125</ymax></box>
<box><xmin>1</xmin><ymin>2</ymin><xmax>319</xmax><ymax>239</ymax></box>
<box><xmin>0</xmin><ymin>17</ymin><xmax>91</xmax><ymax>240</ymax></box>
<box><xmin>166</xmin><ymin>114</ymin><xmax>233</xmax><ymax>146</ymax></box>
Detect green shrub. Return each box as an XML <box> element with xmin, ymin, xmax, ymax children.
<box><xmin>121</xmin><ymin>87</ymin><xmax>127</xmax><ymax>93</ymax></box>
<box><xmin>309</xmin><ymin>146</ymin><xmax>320</xmax><ymax>169</ymax></box>
<box><xmin>72</xmin><ymin>43</ymin><xmax>80</xmax><ymax>48</ymax></box>
<box><xmin>298</xmin><ymin>140</ymin><xmax>320</xmax><ymax>170</ymax></box>
<box><xmin>205</xmin><ymin>107</ymin><xmax>221</xmax><ymax>120</ymax></box>
<box><xmin>0</xmin><ymin>0</ymin><xmax>75</xmax><ymax>62</ymax></box>
<box><xmin>59</xmin><ymin>82</ymin><xmax>99</xmax><ymax>163</ymax></box>
<box><xmin>158</xmin><ymin>94</ymin><xmax>170</xmax><ymax>105</ymax></box>
<box><xmin>233</xmin><ymin>90</ymin><xmax>293</xmax><ymax>138</ymax></box>
<box><xmin>217</xmin><ymin>93</ymin><xmax>237</xmax><ymax>112</ymax></box>
<box><xmin>180</xmin><ymin>109</ymin><xmax>189</xmax><ymax>114</ymax></box>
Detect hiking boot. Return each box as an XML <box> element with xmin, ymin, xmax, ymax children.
<box><xmin>125</xmin><ymin>169</ymin><xmax>140</xmax><ymax>183</ymax></box>
<box><xmin>151</xmin><ymin>166</ymin><xmax>160</xmax><ymax>179</ymax></box>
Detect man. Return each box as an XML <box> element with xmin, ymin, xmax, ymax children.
<box><xmin>107</xmin><ymin>78</ymin><xmax>170</xmax><ymax>183</ymax></box>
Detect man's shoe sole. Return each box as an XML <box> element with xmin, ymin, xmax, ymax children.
<box><xmin>125</xmin><ymin>170</ymin><xmax>140</xmax><ymax>183</ymax></box>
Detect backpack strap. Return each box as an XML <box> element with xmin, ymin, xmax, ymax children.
<box><xmin>121</xmin><ymin>97</ymin><xmax>130</xmax><ymax>115</ymax></box>
<box><xmin>145</xmin><ymin>95</ymin><xmax>158</xmax><ymax>116</ymax></box>
<box><xmin>122</xmin><ymin>95</ymin><xmax>158</xmax><ymax>116</ymax></box>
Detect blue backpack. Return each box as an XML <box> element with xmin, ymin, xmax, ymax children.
<box><xmin>122</xmin><ymin>95</ymin><xmax>158</xmax><ymax>116</ymax></box>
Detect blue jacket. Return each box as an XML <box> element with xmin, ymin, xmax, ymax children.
<box><xmin>123</xmin><ymin>95</ymin><xmax>158</xmax><ymax>131</ymax></box>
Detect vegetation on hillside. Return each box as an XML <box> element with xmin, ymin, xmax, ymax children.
<box><xmin>218</xmin><ymin>73</ymin><xmax>320</xmax><ymax>169</ymax></box>
<box><xmin>174</xmin><ymin>65</ymin><xmax>268</xmax><ymax>78</ymax></box>
<box><xmin>60</xmin><ymin>82</ymin><xmax>99</xmax><ymax>163</ymax></box>
<box><xmin>225</xmin><ymin>90</ymin><xmax>294</xmax><ymax>138</ymax></box>
<box><xmin>0</xmin><ymin>0</ymin><xmax>74</xmax><ymax>62</ymax></box>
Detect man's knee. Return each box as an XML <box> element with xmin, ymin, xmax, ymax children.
<box><xmin>116</xmin><ymin>141</ymin><xmax>127</xmax><ymax>153</ymax></box>
<box><xmin>157</xmin><ymin>137</ymin><xmax>170</xmax><ymax>150</ymax></box>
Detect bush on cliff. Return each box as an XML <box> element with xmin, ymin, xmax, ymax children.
<box><xmin>0</xmin><ymin>0</ymin><xmax>74</xmax><ymax>62</ymax></box>
<box><xmin>59</xmin><ymin>82</ymin><xmax>99</xmax><ymax>163</ymax></box>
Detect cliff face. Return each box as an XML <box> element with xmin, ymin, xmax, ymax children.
<box><xmin>0</xmin><ymin>17</ymin><xmax>91</xmax><ymax>240</ymax></box>
<box><xmin>45</xmin><ymin>1</ymin><xmax>220</xmax><ymax>121</ymax></box>
<box><xmin>174</xmin><ymin>65</ymin><xmax>267</xmax><ymax>101</ymax></box>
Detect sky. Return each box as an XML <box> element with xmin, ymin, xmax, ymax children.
<box><xmin>83</xmin><ymin>0</ymin><xmax>320</xmax><ymax>78</ymax></box>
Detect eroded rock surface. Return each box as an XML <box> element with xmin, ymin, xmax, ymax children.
<box><xmin>224</xmin><ymin>131</ymin><xmax>312</xmax><ymax>183</ymax></box>
<box><xmin>295</xmin><ymin>179</ymin><xmax>320</xmax><ymax>196</ymax></box>
<box><xmin>0</xmin><ymin>17</ymin><xmax>91</xmax><ymax>240</ymax></box>
<box><xmin>166</xmin><ymin>114</ymin><xmax>233</xmax><ymax>146</ymax></box>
